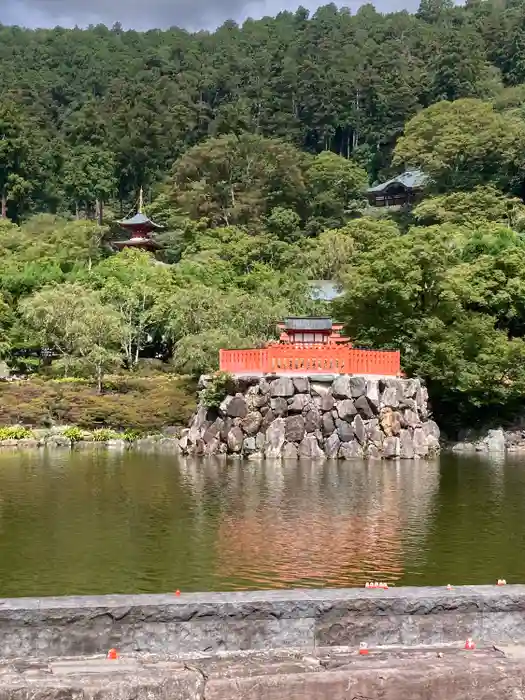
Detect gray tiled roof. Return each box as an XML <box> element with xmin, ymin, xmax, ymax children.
<box><xmin>367</xmin><ymin>169</ymin><xmax>429</xmax><ymax>193</ymax></box>
<box><xmin>284</xmin><ymin>317</ymin><xmax>333</xmax><ymax>331</ymax></box>
<box><xmin>118</xmin><ymin>212</ymin><xmax>164</xmax><ymax>229</ymax></box>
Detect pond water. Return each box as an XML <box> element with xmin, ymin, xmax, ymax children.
<box><xmin>0</xmin><ymin>449</ymin><xmax>522</xmax><ymax>596</ymax></box>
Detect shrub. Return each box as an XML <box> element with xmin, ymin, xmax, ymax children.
<box><xmin>62</xmin><ymin>426</ymin><xmax>84</xmax><ymax>442</ymax></box>
<box><xmin>0</xmin><ymin>425</ymin><xmax>34</xmax><ymax>440</ymax></box>
<box><xmin>0</xmin><ymin>376</ymin><xmax>197</xmax><ymax>430</ymax></box>
<box><xmin>92</xmin><ymin>428</ymin><xmax>120</xmax><ymax>442</ymax></box>
<box><xmin>122</xmin><ymin>428</ymin><xmax>142</xmax><ymax>443</ymax></box>
<box><xmin>200</xmin><ymin>371</ymin><xmax>235</xmax><ymax>409</ymax></box>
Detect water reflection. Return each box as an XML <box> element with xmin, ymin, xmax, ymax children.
<box><xmin>0</xmin><ymin>450</ymin><xmax>523</xmax><ymax>596</ymax></box>
<box><xmin>180</xmin><ymin>458</ymin><xmax>440</xmax><ymax>589</ymax></box>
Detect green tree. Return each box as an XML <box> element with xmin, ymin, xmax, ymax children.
<box><xmin>393</xmin><ymin>99</ymin><xmax>525</xmax><ymax>193</ymax></box>
<box><xmin>169</xmin><ymin>134</ymin><xmax>307</xmax><ymax>227</ymax></box>
<box><xmin>304</xmin><ymin>151</ymin><xmax>368</xmax><ymax>233</ymax></box>
<box><xmin>63</xmin><ymin>146</ymin><xmax>116</xmax><ymax>222</ymax></box>
<box><xmin>20</xmin><ymin>283</ymin><xmax>123</xmax><ymax>391</ymax></box>
<box><xmin>91</xmin><ymin>248</ymin><xmax>172</xmax><ymax>368</ymax></box>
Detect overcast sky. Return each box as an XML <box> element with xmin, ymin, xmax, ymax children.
<box><xmin>1</xmin><ymin>0</ymin><xmax>420</xmax><ymax>32</ymax></box>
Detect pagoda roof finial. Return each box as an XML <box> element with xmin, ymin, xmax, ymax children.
<box><xmin>138</xmin><ymin>187</ymin><xmax>143</xmax><ymax>214</ymax></box>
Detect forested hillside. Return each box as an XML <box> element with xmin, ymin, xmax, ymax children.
<box><xmin>4</xmin><ymin>0</ymin><xmax>525</xmax><ymax>432</ymax></box>
<box><xmin>0</xmin><ymin>0</ymin><xmax>522</xmax><ymax>218</ymax></box>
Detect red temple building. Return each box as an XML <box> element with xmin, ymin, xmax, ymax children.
<box><xmin>220</xmin><ymin>317</ymin><xmax>401</xmax><ymax>377</ymax></box>
<box><xmin>114</xmin><ymin>191</ymin><xmax>163</xmax><ymax>253</ymax></box>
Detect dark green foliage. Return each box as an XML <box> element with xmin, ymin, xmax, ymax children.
<box><xmin>200</xmin><ymin>371</ymin><xmax>236</xmax><ymax>409</ymax></box>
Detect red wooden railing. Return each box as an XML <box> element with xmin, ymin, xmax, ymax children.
<box><xmin>219</xmin><ymin>344</ymin><xmax>401</xmax><ymax>376</ymax></box>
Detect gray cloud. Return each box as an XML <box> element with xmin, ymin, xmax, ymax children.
<box><xmin>1</xmin><ymin>0</ymin><xmax>420</xmax><ymax>32</ymax></box>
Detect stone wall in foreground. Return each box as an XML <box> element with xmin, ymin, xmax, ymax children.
<box><xmin>180</xmin><ymin>375</ymin><xmax>440</xmax><ymax>460</ymax></box>
<box><xmin>0</xmin><ymin>586</ymin><xmax>524</xmax><ymax>658</ymax></box>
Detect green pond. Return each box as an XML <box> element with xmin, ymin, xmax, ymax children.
<box><xmin>0</xmin><ymin>449</ymin><xmax>522</xmax><ymax>597</ymax></box>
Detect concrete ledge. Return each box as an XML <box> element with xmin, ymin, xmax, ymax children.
<box><xmin>1</xmin><ymin>586</ymin><xmax>525</xmax><ymax>658</ymax></box>
<box><xmin>0</xmin><ymin>647</ymin><xmax>521</xmax><ymax>700</ymax></box>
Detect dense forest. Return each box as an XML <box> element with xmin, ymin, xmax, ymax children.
<box><xmin>4</xmin><ymin>0</ymin><xmax>525</xmax><ymax>431</ymax></box>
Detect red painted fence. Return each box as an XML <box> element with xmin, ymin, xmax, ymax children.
<box><xmin>219</xmin><ymin>344</ymin><xmax>401</xmax><ymax>376</ymax></box>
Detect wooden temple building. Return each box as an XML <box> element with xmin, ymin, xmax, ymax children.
<box><xmin>367</xmin><ymin>169</ymin><xmax>428</xmax><ymax>208</ymax></box>
<box><xmin>219</xmin><ymin>317</ymin><xmax>401</xmax><ymax>377</ymax></box>
<box><xmin>114</xmin><ymin>191</ymin><xmax>163</xmax><ymax>252</ymax></box>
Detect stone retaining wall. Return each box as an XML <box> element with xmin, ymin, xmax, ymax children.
<box><xmin>1</xmin><ymin>586</ymin><xmax>524</xmax><ymax>658</ymax></box>
<box><xmin>181</xmin><ymin>375</ymin><xmax>440</xmax><ymax>460</ymax></box>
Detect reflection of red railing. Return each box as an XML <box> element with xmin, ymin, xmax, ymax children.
<box><xmin>219</xmin><ymin>344</ymin><xmax>401</xmax><ymax>376</ymax></box>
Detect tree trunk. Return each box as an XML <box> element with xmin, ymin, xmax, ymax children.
<box><xmin>75</xmin><ymin>202</ymin><xmax>80</xmax><ymax>220</ymax></box>
<box><xmin>95</xmin><ymin>199</ymin><xmax>103</xmax><ymax>226</ymax></box>
<box><xmin>97</xmin><ymin>364</ymin><xmax>103</xmax><ymax>395</ymax></box>
<box><xmin>1</xmin><ymin>188</ymin><xmax>7</xmax><ymax>219</ymax></box>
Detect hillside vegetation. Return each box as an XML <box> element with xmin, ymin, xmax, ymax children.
<box><xmin>3</xmin><ymin>0</ymin><xmax>525</xmax><ymax>431</ymax></box>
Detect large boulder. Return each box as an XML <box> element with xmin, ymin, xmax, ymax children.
<box><xmin>241</xmin><ymin>411</ymin><xmax>263</xmax><ymax>436</ymax></box>
<box><xmin>283</xmin><ymin>442</ymin><xmax>299</xmax><ymax>460</ymax></box>
<box><xmin>422</xmin><ymin>420</ymin><xmax>440</xmax><ymax>441</ymax></box>
<box><xmin>321</xmin><ymin>412</ymin><xmax>335</xmax><ymax>436</ymax></box>
<box><xmin>483</xmin><ymin>428</ymin><xmax>506</xmax><ymax>453</ymax></box>
<box><xmin>354</xmin><ymin>395</ymin><xmax>375</xmax><ymax>419</ymax></box>
<box><xmin>339</xmin><ymin>440</ymin><xmax>363</xmax><ymax>459</ymax></box>
<box><xmin>288</xmin><ymin>394</ymin><xmax>311</xmax><ymax>413</ymax></box>
<box><xmin>336</xmin><ymin>399</ymin><xmax>357</xmax><ymax>422</ymax></box>
<box><xmin>366</xmin><ymin>419</ymin><xmax>383</xmax><ymax>445</ymax></box>
<box><xmin>332</xmin><ymin>376</ymin><xmax>352</xmax><ymax>399</ymax></box>
<box><xmin>324</xmin><ymin>432</ymin><xmax>340</xmax><ymax>459</ymax></box>
<box><xmin>293</xmin><ymin>377</ymin><xmax>310</xmax><ymax>394</ymax></box>
<box><xmin>353</xmin><ymin>414</ymin><xmax>366</xmax><ymax>444</ymax></box>
<box><xmin>383</xmin><ymin>436</ymin><xmax>400</xmax><ymax>459</ymax></box>
<box><xmin>413</xmin><ymin>428</ymin><xmax>429</xmax><ymax>457</ymax></box>
<box><xmin>366</xmin><ymin>380</ymin><xmax>380</xmax><ymax>411</ymax></box>
<box><xmin>349</xmin><ymin>376</ymin><xmax>367</xmax><ymax>398</ymax></box>
<box><xmin>203</xmin><ymin>418</ymin><xmax>223</xmax><ymax>444</ymax></box>
<box><xmin>380</xmin><ymin>407</ymin><xmax>401</xmax><ymax>436</ymax></box>
<box><xmin>285</xmin><ymin>415</ymin><xmax>306</xmax><ymax>442</ymax></box>
<box><xmin>320</xmin><ymin>393</ymin><xmax>335</xmax><ymax>412</ymax></box>
<box><xmin>270</xmin><ymin>397</ymin><xmax>288</xmax><ymax>416</ymax></box>
<box><xmin>381</xmin><ymin>387</ymin><xmax>400</xmax><ymax>409</ymax></box>
<box><xmin>260</xmin><ymin>409</ymin><xmax>276</xmax><ymax>432</ymax></box>
<box><xmin>226</xmin><ymin>396</ymin><xmax>248</xmax><ymax>418</ymax></box>
<box><xmin>227</xmin><ymin>427</ymin><xmax>244</xmax><ymax>453</ymax></box>
<box><xmin>403</xmin><ymin>409</ymin><xmax>420</xmax><ymax>429</ymax></box>
<box><xmin>265</xmin><ymin>418</ymin><xmax>286</xmax><ymax>458</ymax></box>
<box><xmin>304</xmin><ymin>408</ymin><xmax>322</xmax><ymax>433</ymax></box>
<box><xmin>336</xmin><ymin>419</ymin><xmax>354</xmax><ymax>442</ymax></box>
<box><xmin>191</xmin><ymin>405</ymin><xmax>210</xmax><ymax>430</ymax></box>
<box><xmin>270</xmin><ymin>377</ymin><xmax>295</xmax><ymax>397</ymax></box>
<box><xmin>242</xmin><ymin>436</ymin><xmax>257</xmax><ymax>455</ymax></box>
<box><xmin>399</xmin><ymin>429</ymin><xmax>414</xmax><ymax>459</ymax></box>
<box><xmin>311</xmin><ymin>381</ymin><xmax>331</xmax><ymax>397</ymax></box>
<box><xmin>298</xmin><ymin>435</ymin><xmax>325</xmax><ymax>460</ymax></box>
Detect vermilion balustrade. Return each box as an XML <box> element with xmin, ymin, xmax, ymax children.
<box><xmin>219</xmin><ymin>344</ymin><xmax>401</xmax><ymax>376</ymax></box>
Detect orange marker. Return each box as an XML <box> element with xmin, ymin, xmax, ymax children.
<box><xmin>464</xmin><ymin>638</ymin><xmax>476</xmax><ymax>650</ymax></box>
<box><xmin>107</xmin><ymin>648</ymin><xmax>118</xmax><ymax>660</ymax></box>
<box><xmin>175</xmin><ymin>590</ymin><xmax>181</xmax><ymax>596</ymax></box>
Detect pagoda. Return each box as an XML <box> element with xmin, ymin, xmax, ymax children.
<box><xmin>114</xmin><ymin>189</ymin><xmax>163</xmax><ymax>252</ymax></box>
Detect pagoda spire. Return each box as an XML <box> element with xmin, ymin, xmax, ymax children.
<box><xmin>113</xmin><ymin>189</ymin><xmax>163</xmax><ymax>253</ymax></box>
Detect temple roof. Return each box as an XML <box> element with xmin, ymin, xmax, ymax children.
<box><xmin>367</xmin><ymin>169</ymin><xmax>428</xmax><ymax>194</ymax></box>
<box><xmin>113</xmin><ymin>236</ymin><xmax>161</xmax><ymax>250</ymax></box>
<box><xmin>284</xmin><ymin>317</ymin><xmax>333</xmax><ymax>331</ymax></box>
<box><xmin>117</xmin><ymin>212</ymin><xmax>164</xmax><ymax>230</ymax></box>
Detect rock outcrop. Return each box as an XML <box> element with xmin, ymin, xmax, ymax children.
<box><xmin>182</xmin><ymin>375</ymin><xmax>439</xmax><ymax>460</ymax></box>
